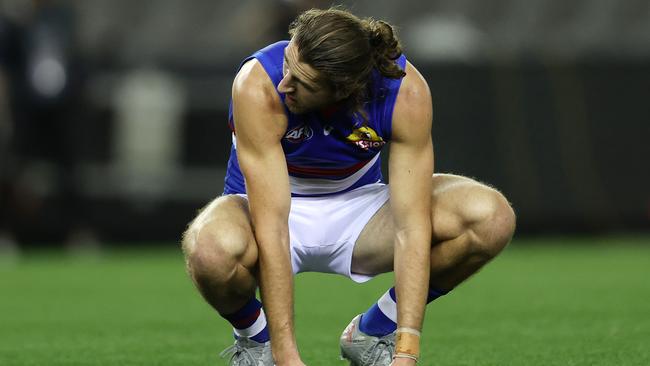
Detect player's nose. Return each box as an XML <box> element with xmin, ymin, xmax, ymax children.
<box><xmin>278</xmin><ymin>74</ymin><xmax>294</xmax><ymax>94</ymax></box>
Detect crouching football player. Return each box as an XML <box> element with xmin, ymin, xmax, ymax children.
<box><xmin>182</xmin><ymin>8</ymin><xmax>515</xmax><ymax>366</ymax></box>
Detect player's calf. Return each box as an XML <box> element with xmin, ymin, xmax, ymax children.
<box><xmin>457</xmin><ymin>184</ymin><xmax>516</xmax><ymax>262</ymax></box>
<box><xmin>428</xmin><ymin>181</ymin><xmax>516</xmax><ymax>290</ymax></box>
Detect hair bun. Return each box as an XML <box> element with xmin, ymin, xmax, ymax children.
<box><xmin>365</xmin><ymin>19</ymin><xmax>406</xmax><ymax>78</ymax></box>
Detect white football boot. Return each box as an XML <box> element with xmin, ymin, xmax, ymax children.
<box><xmin>219</xmin><ymin>337</ymin><xmax>273</xmax><ymax>366</ymax></box>
<box><xmin>340</xmin><ymin>315</ymin><xmax>396</xmax><ymax>366</ymax></box>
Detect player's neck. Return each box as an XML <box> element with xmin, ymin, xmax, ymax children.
<box><xmin>318</xmin><ymin>101</ymin><xmax>346</xmax><ymax>120</ymax></box>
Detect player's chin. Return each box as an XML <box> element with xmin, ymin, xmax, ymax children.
<box><xmin>286</xmin><ymin>102</ymin><xmax>305</xmax><ymax>114</ymax></box>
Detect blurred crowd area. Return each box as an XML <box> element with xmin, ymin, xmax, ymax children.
<box><xmin>0</xmin><ymin>0</ymin><xmax>649</xmax><ymax>246</ymax></box>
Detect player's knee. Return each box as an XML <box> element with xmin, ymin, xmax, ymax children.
<box><xmin>182</xmin><ymin>219</ymin><xmax>251</xmax><ymax>283</ymax></box>
<box><xmin>463</xmin><ymin>186</ymin><xmax>516</xmax><ymax>259</ymax></box>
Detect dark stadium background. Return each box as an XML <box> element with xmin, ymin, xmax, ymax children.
<box><xmin>1</xmin><ymin>2</ymin><xmax>649</xmax><ymax>366</ymax></box>
<box><xmin>1</xmin><ymin>0</ymin><xmax>648</xmax><ymax>246</ymax></box>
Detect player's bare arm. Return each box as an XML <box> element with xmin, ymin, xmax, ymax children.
<box><xmin>232</xmin><ymin>59</ymin><xmax>304</xmax><ymax>365</ymax></box>
<box><xmin>388</xmin><ymin>61</ymin><xmax>434</xmax><ymax>365</ymax></box>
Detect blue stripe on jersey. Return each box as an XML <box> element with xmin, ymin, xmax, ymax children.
<box><xmin>223</xmin><ymin>41</ymin><xmax>406</xmax><ymax>197</ymax></box>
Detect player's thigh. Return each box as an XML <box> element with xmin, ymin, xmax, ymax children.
<box><xmin>182</xmin><ymin>194</ymin><xmax>258</xmax><ymax>271</ymax></box>
<box><xmin>351</xmin><ymin>173</ymin><xmax>490</xmax><ymax>275</ymax></box>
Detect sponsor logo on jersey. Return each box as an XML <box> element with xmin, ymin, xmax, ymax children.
<box><xmin>346</xmin><ymin>126</ymin><xmax>385</xmax><ymax>150</ymax></box>
<box><xmin>284</xmin><ymin>124</ymin><xmax>314</xmax><ymax>143</ymax></box>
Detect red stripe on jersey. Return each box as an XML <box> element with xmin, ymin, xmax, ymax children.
<box><xmin>287</xmin><ymin>158</ymin><xmax>372</xmax><ymax>177</ymax></box>
<box><xmin>228</xmin><ymin>119</ymin><xmax>236</xmax><ymax>134</ymax></box>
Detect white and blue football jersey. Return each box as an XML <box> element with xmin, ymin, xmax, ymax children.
<box><xmin>224</xmin><ymin>41</ymin><xmax>406</xmax><ymax>197</ymax></box>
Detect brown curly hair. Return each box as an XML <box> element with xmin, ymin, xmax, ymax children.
<box><xmin>288</xmin><ymin>8</ymin><xmax>406</xmax><ymax>122</ymax></box>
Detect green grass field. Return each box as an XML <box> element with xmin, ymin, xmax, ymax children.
<box><xmin>1</xmin><ymin>236</ymin><xmax>649</xmax><ymax>365</ymax></box>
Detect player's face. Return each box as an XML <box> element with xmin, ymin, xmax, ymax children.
<box><xmin>278</xmin><ymin>40</ymin><xmax>337</xmax><ymax>114</ymax></box>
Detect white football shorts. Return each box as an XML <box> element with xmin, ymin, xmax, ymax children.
<box><xmin>237</xmin><ymin>182</ymin><xmax>389</xmax><ymax>283</ymax></box>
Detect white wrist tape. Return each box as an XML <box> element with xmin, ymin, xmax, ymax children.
<box><xmin>396</xmin><ymin>327</ymin><xmax>421</xmax><ymax>337</ymax></box>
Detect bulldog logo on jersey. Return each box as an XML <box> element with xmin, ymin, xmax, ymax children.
<box><xmin>284</xmin><ymin>124</ymin><xmax>313</xmax><ymax>143</ymax></box>
<box><xmin>346</xmin><ymin>126</ymin><xmax>385</xmax><ymax>150</ymax></box>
